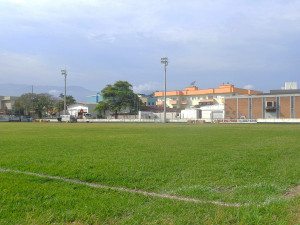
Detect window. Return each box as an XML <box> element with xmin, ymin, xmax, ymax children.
<box><xmin>266</xmin><ymin>101</ymin><xmax>275</xmax><ymax>107</ymax></box>
<box><xmin>233</xmin><ymin>111</ymin><xmax>236</xmax><ymax>115</ymax></box>
<box><xmin>226</xmin><ymin>111</ymin><xmax>229</xmax><ymax>115</ymax></box>
<box><xmin>266</xmin><ymin>101</ymin><xmax>276</xmax><ymax>112</ymax></box>
<box><xmin>199</xmin><ymin>102</ymin><xmax>213</xmax><ymax>106</ymax></box>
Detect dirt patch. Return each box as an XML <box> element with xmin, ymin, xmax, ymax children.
<box><xmin>285</xmin><ymin>185</ymin><xmax>300</xmax><ymax>198</ymax></box>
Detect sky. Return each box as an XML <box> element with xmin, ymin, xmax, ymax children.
<box><xmin>1</xmin><ymin>0</ymin><xmax>300</xmax><ymax>94</ymax></box>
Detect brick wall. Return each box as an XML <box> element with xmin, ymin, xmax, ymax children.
<box><xmin>226</xmin><ymin>95</ymin><xmax>300</xmax><ymax>119</ymax></box>
<box><xmin>225</xmin><ymin>99</ymin><xmax>237</xmax><ymax>119</ymax></box>
<box><xmin>252</xmin><ymin>98</ymin><xmax>262</xmax><ymax>119</ymax></box>
<box><xmin>295</xmin><ymin>96</ymin><xmax>300</xmax><ymax>118</ymax></box>
<box><xmin>237</xmin><ymin>98</ymin><xmax>249</xmax><ymax>118</ymax></box>
<box><xmin>266</xmin><ymin>97</ymin><xmax>276</xmax><ymax>102</ymax></box>
<box><xmin>280</xmin><ymin>97</ymin><xmax>290</xmax><ymax>118</ymax></box>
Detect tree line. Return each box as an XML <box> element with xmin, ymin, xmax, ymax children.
<box><xmin>10</xmin><ymin>81</ymin><xmax>148</xmax><ymax>119</ymax></box>
<box><xmin>12</xmin><ymin>93</ymin><xmax>76</xmax><ymax>118</ymax></box>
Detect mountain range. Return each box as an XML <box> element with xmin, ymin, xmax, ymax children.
<box><xmin>0</xmin><ymin>84</ymin><xmax>97</xmax><ymax>102</ymax></box>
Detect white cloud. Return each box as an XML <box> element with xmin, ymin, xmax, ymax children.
<box><xmin>0</xmin><ymin>51</ymin><xmax>42</xmax><ymax>72</ymax></box>
<box><xmin>133</xmin><ymin>82</ymin><xmax>160</xmax><ymax>94</ymax></box>
<box><xmin>243</xmin><ymin>84</ymin><xmax>254</xmax><ymax>90</ymax></box>
<box><xmin>48</xmin><ymin>89</ymin><xmax>60</xmax><ymax>95</ymax></box>
<box><xmin>1</xmin><ymin>0</ymin><xmax>300</xmax><ymax>92</ymax></box>
<box><xmin>8</xmin><ymin>0</ymin><xmax>25</xmax><ymax>3</ymax></box>
<box><xmin>87</xmin><ymin>33</ymin><xmax>117</xmax><ymax>43</ymax></box>
<box><xmin>2</xmin><ymin>0</ymin><xmax>300</xmax><ymax>45</ymax></box>
<box><xmin>0</xmin><ymin>51</ymin><xmax>56</xmax><ymax>85</ymax></box>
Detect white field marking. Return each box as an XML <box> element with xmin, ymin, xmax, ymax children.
<box><xmin>172</xmin><ymin>183</ymin><xmax>283</xmax><ymax>193</ymax></box>
<box><xmin>0</xmin><ymin>167</ymin><xmax>277</xmax><ymax>207</ymax></box>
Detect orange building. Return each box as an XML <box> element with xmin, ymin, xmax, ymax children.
<box><xmin>155</xmin><ymin>84</ymin><xmax>262</xmax><ymax>109</ymax></box>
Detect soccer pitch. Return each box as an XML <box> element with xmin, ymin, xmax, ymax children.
<box><xmin>0</xmin><ymin>123</ymin><xmax>299</xmax><ymax>224</ymax></box>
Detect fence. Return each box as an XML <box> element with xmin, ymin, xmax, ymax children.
<box><xmin>216</xmin><ymin>119</ymin><xmax>258</xmax><ymax>123</ymax></box>
<box><xmin>76</xmin><ymin>118</ymin><xmax>187</xmax><ymax>123</ymax></box>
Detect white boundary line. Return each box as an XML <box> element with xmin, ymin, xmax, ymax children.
<box><xmin>0</xmin><ymin>167</ymin><xmax>274</xmax><ymax>207</ymax></box>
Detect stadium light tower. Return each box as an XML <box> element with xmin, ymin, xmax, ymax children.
<box><xmin>61</xmin><ymin>69</ymin><xmax>67</xmax><ymax>115</ymax></box>
<box><xmin>161</xmin><ymin>57</ymin><xmax>168</xmax><ymax>123</ymax></box>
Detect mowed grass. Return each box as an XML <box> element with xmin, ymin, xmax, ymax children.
<box><xmin>0</xmin><ymin>122</ymin><xmax>299</xmax><ymax>224</ymax></box>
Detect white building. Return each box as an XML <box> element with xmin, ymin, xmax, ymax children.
<box><xmin>67</xmin><ymin>104</ymin><xmax>88</xmax><ymax>117</ymax></box>
<box><xmin>67</xmin><ymin>103</ymin><xmax>99</xmax><ymax>118</ymax></box>
<box><xmin>181</xmin><ymin>104</ymin><xmax>225</xmax><ymax>120</ymax></box>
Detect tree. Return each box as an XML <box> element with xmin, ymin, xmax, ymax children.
<box><xmin>14</xmin><ymin>93</ymin><xmax>56</xmax><ymax>118</ymax></box>
<box><xmin>94</xmin><ymin>101</ymin><xmax>109</xmax><ymax>118</ymax></box>
<box><xmin>13</xmin><ymin>93</ymin><xmax>33</xmax><ymax>116</ymax></box>
<box><xmin>56</xmin><ymin>94</ymin><xmax>76</xmax><ymax>113</ymax></box>
<box><xmin>94</xmin><ymin>81</ymin><xmax>143</xmax><ymax>118</ymax></box>
<box><xmin>33</xmin><ymin>93</ymin><xmax>56</xmax><ymax>118</ymax></box>
<box><xmin>59</xmin><ymin>93</ymin><xmax>76</xmax><ymax>105</ymax></box>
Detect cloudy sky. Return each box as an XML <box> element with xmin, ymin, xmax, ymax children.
<box><xmin>1</xmin><ymin>0</ymin><xmax>300</xmax><ymax>94</ymax></box>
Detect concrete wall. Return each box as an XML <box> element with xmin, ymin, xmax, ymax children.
<box><xmin>181</xmin><ymin>109</ymin><xmax>199</xmax><ymax>119</ymax></box>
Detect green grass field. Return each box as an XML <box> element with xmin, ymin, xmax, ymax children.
<box><xmin>0</xmin><ymin>123</ymin><xmax>299</xmax><ymax>224</ymax></box>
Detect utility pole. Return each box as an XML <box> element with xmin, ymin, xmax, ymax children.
<box><xmin>31</xmin><ymin>85</ymin><xmax>34</xmax><ymax>117</ymax></box>
<box><xmin>161</xmin><ymin>57</ymin><xmax>168</xmax><ymax>123</ymax></box>
<box><xmin>61</xmin><ymin>69</ymin><xmax>67</xmax><ymax>115</ymax></box>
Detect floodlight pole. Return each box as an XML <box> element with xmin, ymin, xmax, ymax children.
<box><xmin>61</xmin><ymin>69</ymin><xmax>67</xmax><ymax>115</ymax></box>
<box><xmin>161</xmin><ymin>57</ymin><xmax>168</xmax><ymax>123</ymax></box>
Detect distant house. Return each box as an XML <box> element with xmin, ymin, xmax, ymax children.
<box><xmin>154</xmin><ymin>84</ymin><xmax>263</xmax><ymax>120</ymax></box>
<box><xmin>138</xmin><ymin>94</ymin><xmax>157</xmax><ymax>106</ymax></box>
<box><xmin>0</xmin><ymin>96</ymin><xmax>18</xmax><ymax>113</ymax></box>
<box><xmin>67</xmin><ymin>103</ymin><xmax>99</xmax><ymax>118</ymax></box>
<box><xmin>155</xmin><ymin>84</ymin><xmax>262</xmax><ymax>110</ymax></box>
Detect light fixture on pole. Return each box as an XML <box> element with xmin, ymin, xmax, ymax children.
<box><xmin>61</xmin><ymin>69</ymin><xmax>67</xmax><ymax>115</ymax></box>
<box><xmin>161</xmin><ymin>57</ymin><xmax>168</xmax><ymax>123</ymax></box>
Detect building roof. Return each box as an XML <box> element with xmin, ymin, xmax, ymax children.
<box><xmin>269</xmin><ymin>89</ymin><xmax>300</xmax><ymax>95</ymax></box>
<box><xmin>155</xmin><ymin>84</ymin><xmax>262</xmax><ymax>97</ymax></box>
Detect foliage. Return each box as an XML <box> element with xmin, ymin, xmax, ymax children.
<box><xmin>13</xmin><ymin>93</ymin><xmax>76</xmax><ymax>118</ymax></box>
<box><xmin>13</xmin><ymin>93</ymin><xmax>56</xmax><ymax>118</ymax></box>
<box><xmin>95</xmin><ymin>81</ymin><xmax>143</xmax><ymax>118</ymax></box>
<box><xmin>93</xmin><ymin>101</ymin><xmax>109</xmax><ymax>118</ymax></box>
<box><xmin>0</xmin><ymin>123</ymin><xmax>299</xmax><ymax>224</ymax></box>
<box><xmin>56</xmin><ymin>93</ymin><xmax>76</xmax><ymax>113</ymax></box>
<box><xmin>33</xmin><ymin>93</ymin><xmax>56</xmax><ymax>118</ymax></box>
